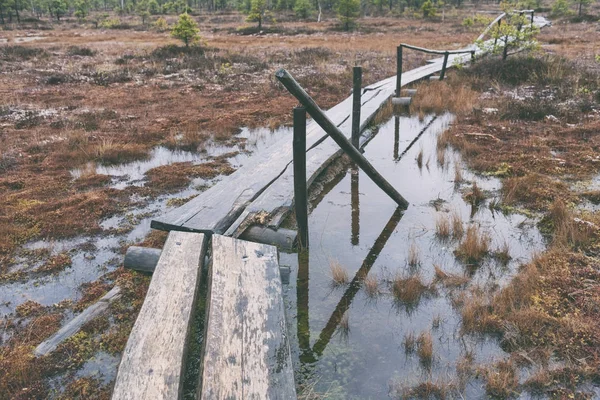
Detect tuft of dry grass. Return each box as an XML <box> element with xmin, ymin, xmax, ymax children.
<box><xmin>329</xmin><ymin>259</ymin><xmax>349</xmax><ymax>286</ymax></box>
<box><xmin>480</xmin><ymin>359</ymin><xmax>518</xmax><ymax>399</ymax></box>
<box><xmin>494</xmin><ymin>240</ymin><xmax>511</xmax><ymax>265</ymax></box>
<box><xmin>435</xmin><ymin>214</ymin><xmax>451</xmax><ymax>238</ymax></box>
<box><xmin>392</xmin><ymin>274</ymin><xmax>430</xmax><ymax>308</ymax></box>
<box><xmin>417</xmin><ymin>330</ymin><xmax>434</xmax><ymax>368</ymax></box>
<box><xmin>363</xmin><ymin>274</ymin><xmax>379</xmax><ymax>297</ymax></box>
<box><xmin>455</xmin><ymin>225</ymin><xmax>490</xmax><ymax>264</ymax></box>
<box><xmin>434</xmin><ymin>265</ymin><xmax>470</xmax><ymax>287</ymax></box>
<box><xmin>408</xmin><ymin>242</ymin><xmax>420</xmax><ymax>267</ymax></box>
<box><xmin>464</xmin><ymin>182</ymin><xmax>485</xmax><ymax>206</ymax></box>
<box><xmin>451</xmin><ymin>211</ymin><xmax>464</xmax><ymax>239</ymax></box>
<box><xmin>410</xmin><ymin>80</ymin><xmax>478</xmax><ymax>115</ymax></box>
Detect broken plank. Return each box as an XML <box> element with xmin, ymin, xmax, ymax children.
<box><xmin>34</xmin><ymin>286</ymin><xmax>121</xmax><ymax>357</ymax></box>
<box><xmin>112</xmin><ymin>231</ymin><xmax>207</xmax><ymax>400</ymax></box>
<box><xmin>199</xmin><ymin>235</ymin><xmax>296</xmax><ymax>399</ymax></box>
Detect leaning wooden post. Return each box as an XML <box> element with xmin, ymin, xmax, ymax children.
<box><xmin>351</xmin><ymin>66</ymin><xmax>362</xmax><ymax>149</ymax></box>
<box><xmin>293</xmin><ymin>106</ymin><xmax>309</xmax><ymax>250</ymax></box>
<box><xmin>439</xmin><ymin>51</ymin><xmax>449</xmax><ymax>80</ymax></box>
<box><xmin>276</xmin><ymin>69</ymin><xmax>409</xmax><ymax>210</ymax></box>
<box><xmin>396</xmin><ymin>45</ymin><xmax>403</xmax><ymax>96</ymax></box>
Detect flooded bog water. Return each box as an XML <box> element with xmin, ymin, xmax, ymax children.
<box><xmin>281</xmin><ymin>113</ymin><xmax>545</xmax><ymax>398</ymax></box>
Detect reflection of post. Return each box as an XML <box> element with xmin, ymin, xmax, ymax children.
<box><xmin>296</xmin><ymin>250</ymin><xmax>314</xmax><ymax>363</ymax></box>
<box><xmin>312</xmin><ymin>207</ymin><xmax>404</xmax><ymax>356</ymax></box>
<box><xmin>393</xmin><ymin>116</ymin><xmax>400</xmax><ymax>160</ymax></box>
<box><xmin>294</xmin><ymin>107</ymin><xmax>309</xmax><ymax>250</ymax></box>
<box><xmin>351</xmin><ymin>165</ymin><xmax>359</xmax><ymax>246</ymax></box>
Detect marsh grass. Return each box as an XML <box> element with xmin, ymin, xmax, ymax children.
<box><xmin>434</xmin><ymin>265</ymin><xmax>470</xmax><ymax>287</ymax></box>
<box><xmin>363</xmin><ymin>274</ymin><xmax>379</xmax><ymax>298</ymax></box>
<box><xmin>493</xmin><ymin>240</ymin><xmax>511</xmax><ymax>265</ymax></box>
<box><xmin>417</xmin><ymin>331</ymin><xmax>434</xmax><ymax>368</ymax></box>
<box><xmin>329</xmin><ymin>259</ymin><xmax>349</xmax><ymax>286</ymax></box>
<box><xmin>454</xmin><ymin>162</ymin><xmax>463</xmax><ymax>184</ymax></box>
<box><xmin>455</xmin><ymin>225</ymin><xmax>490</xmax><ymax>264</ymax></box>
<box><xmin>480</xmin><ymin>359</ymin><xmax>518</xmax><ymax>399</ymax></box>
<box><xmin>435</xmin><ymin>214</ymin><xmax>451</xmax><ymax>239</ymax></box>
<box><xmin>451</xmin><ymin>211</ymin><xmax>464</xmax><ymax>239</ymax></box>
<box><xmin>392</xmin><ymin>274</ymin><xmax>431</xmax><ymax>308</ymax></box>
<box><xmin>465</xmin><ymin>182</ymin><xmax>485</xmax><ymax>206</ymax></box>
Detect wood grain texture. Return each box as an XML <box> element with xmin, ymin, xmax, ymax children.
<box><xmin>34</xmin><ymin>286</ymin><xmax>121</xmax><ymax>357</ymax></box>
<box><xmin>199</xmin><ymin>235</ymin><xmax>296</xmax><ymax>400</ymax></box>
<box><xmin>112</xmin><ymin>231</ymin><xmax>207</xmax><ymax>400</ymax></box>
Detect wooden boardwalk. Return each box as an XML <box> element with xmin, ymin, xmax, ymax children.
<box><xmin>109</xmin><ymin>14</ymin><xmax>550</xmax><ymax>400</ymax></box>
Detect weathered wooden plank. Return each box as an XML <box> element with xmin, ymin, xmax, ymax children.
<box><xmin>34</xmin><ymin>286</ymin><xmax>121</xmax><ymax>357</ymax></box>
<box><xmin>112</xmin><ymin>231</ymin><xmax>207</xmax><ymax>400</ymax></box>
<box><xmin>199</xmin><ymin>235</ymin><xmax>296</xmax><ymax>400</ymax></box>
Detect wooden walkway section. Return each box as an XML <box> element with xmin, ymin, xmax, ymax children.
<box><xmin>109</xmin><ymin>14</ymin><xmax>550</xmax><ymax>400</ymax></box>
<box><xmin>200</xmin><ymin>235</ymin><xmax>295</xmax><ymax>399</ymax></box>
<box><xmin>112</xmin><ymin>231</ymin><xmax>207</xmax><ymax>399</ymax></box>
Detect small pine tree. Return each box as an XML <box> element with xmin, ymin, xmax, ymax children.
<box><xmin>171</xmin><ymin>13</ymin><xmax>200</xmax><ymax>47</ymax></box>
<box><xmin>421</xmin><ymin>0</ymin><xmax>436</xmax><ymax>18</ymax></box>
<box><xmin>336</xmin><ymin>0</ymin><xmax>360</xmax><ymax>30</ymax></box>
<box><xmin>294</xmin><ymin>0</ymin><xmax>313</xmax><ymax>19</ymax></box>
<box><xmin>247</xmin><ymin>0</ymin><xmax>271</xmax><ymax>30</ymax></box>
<box><xmin>551</xmin><ymin>0</ymin><xmax>571</xmax><ymax>16</ymax></box>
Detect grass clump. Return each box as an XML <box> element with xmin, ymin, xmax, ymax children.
<box><xmin>363</xmin><ymin>274</ymin><xmax>379</xmax><ymax>297</ymax></box>
<box><xmin>435</xmin><ymin>214</ymin><xmax>451</xmax><ymax>239</ymax></box>
<box><xmin>410</xmin><ymin>79</ymin><xmax>478</xmax><ymax>115</ymax></box>
<box><xmin>417</xmin><ymin>331</ymin><xmax>434</xmax><ymax>368</ymax></box>
<box><xmin>480</xmin><ymin>359</ymin><xmax>518</xmax><ymax>399</ymax></box>
<box><xmin>329</xmin><ymin>259</ymin><xmax>349</xmax><ymax>286</ymax></box>
<box><xmin>392</xmin><ymin>274</ymin><xmax>431</xmax><ymax>309</ymax></box>
<box><xmin>433</xmin><ymin>265</ymin><xmax>470</xmax><ymax>288</ymax></box>
<box><xmin>451</xmin><ymin>211</ymin><xmax>464</xmax><ymax>239</ymax></box>
<box><xmin>454</xmin><ymin>225</ymin><xmax>490</xmax><ymax>264</ymax></box>
<box><xmin>464</xmin><ymin>182</ymin><xmax>485</xmax><ymax>206</ymax></box>
<box><xmin>67</xmin><ymin>46</ymin><xmax>96</xmax><ymax>57</ymax></box>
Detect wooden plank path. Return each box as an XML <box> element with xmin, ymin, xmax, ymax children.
<box><xmin>108</xmin><ymin>14</ymin><xmax>551</xmax><ymax>400</ymax></box>
<box><xmin>112</xmin><ymin>231</ymin><xmax>207</xmax><ymax>399</ymax></box>
<box><xmin>199</xmin><ymin>235</ymin><xmax>296</xmax><ymax>399</ymax></box>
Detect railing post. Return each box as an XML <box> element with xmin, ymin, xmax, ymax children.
<box><xmin>494</xmin><ymin>19</ymin><xmax>501</xmax><ymax>48</ymax></box>
<box><xmin>530</xmin><ymin>11</ymin><xmax>534</xmax><ymax>31</ymax></box>
<box><xmin>293</xmin><ymin>107</ymin><xmax>309</xmax><ymax>250</ymax></box>
<box><xmin>396</xmin><ymin>45</ymin><xmax>403</xmax><ymax>96</ymax></box>
<box><xmin>471</xmin><ymin>50</ymin><xmax>475</xmax><ymax>63</ymax></box>
<box><xmin>440</xmin><ymin>51</ymin><xmax>449</xmax><ymax>80</ymax></box>
<box><xmin>351</xmin><ymin>66</ymin><xmax>362</xmax><ymax>149</ymax></box>
<box><xmin>276</xmin><ymin>69</ymin><xmax>409</xmax><ymax>210</ymax></box>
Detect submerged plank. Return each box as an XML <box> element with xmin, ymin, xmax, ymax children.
<box><xmin>199</xmin><ymin>235</ymin><xmax>296</xmax><ymax>399</ymax></box>
<box><xmin>112</xmin><ymin>231</ymin><xmax>207</xmax><ymax>400</ymax></box>
<box><xmin>34</xmin><ymin>286</ymin><xmax>121</xmax><ymax>357</ymax></box>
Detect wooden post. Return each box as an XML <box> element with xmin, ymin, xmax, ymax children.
<box><xmin>350</xmin><ymin>165</ymin><xmax>359</xmax><ymax>246</ymax></box>
<box><xmin>351</xmin><ymin>66</ymin><xmax>362</xmax><ymax>149</ymax></box>
<box><xmin>503</xmin><ymin>35</ymin><xmax>509</xmax><ymax>60</ymax></box>
<box><xmin>439</xmin><ymin>51</ymin><xmax>449</xmax><ymax>80</ymax></box>
<box><xmin>276</xmin><ymin>69</ymin><xmax>409</xmax><ymax>210</ymax></box>
<box><xmin>393</xmin><ymin>116</ymin><xmax>400</xmax><ymax>160</ymax></box>
<box><xmin>530</xmin><ymin>11</ymin><xmax>534</xmax><ymax>31</ymax></box>
<box><xmin>293</xmin><ymin>106</ymin><xmax>309</xmax><ymax>250</ymax></box>
<box><xmin>396</xmin><ymin>45</ymin><xmax>403</xmax><ymax>96</ymax></box>
<box><xmin>494</xmin><ymin>19</ymin><xmax>501</xmax><ymax>48</ymax></box>
<box><xmin>471</xmin><ymin>50</ymin><xmax>475</xmax><ymax>63</ymax></box>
